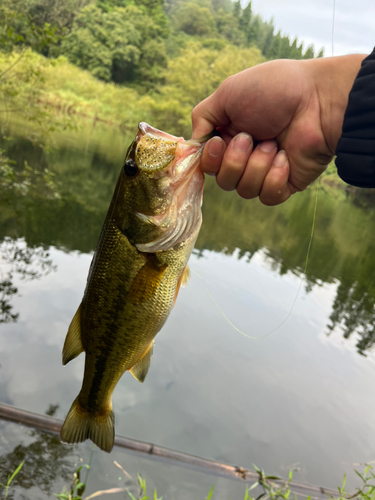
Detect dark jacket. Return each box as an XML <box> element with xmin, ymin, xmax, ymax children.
<box><xmin>335</xmin><ymin>48</ymin><xmax>375</xmax><ymax>187</ymax></box>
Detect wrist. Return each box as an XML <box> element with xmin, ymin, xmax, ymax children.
<box><xmin>304</xmin><ymin>54</ymin><xmax>367</xmax><ymax>154</ymax></box>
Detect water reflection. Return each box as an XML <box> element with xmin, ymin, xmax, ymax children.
<box><xmin>0</xmin><ymin>407</ymin><xmax>76</xmax><ymax>499</ymax></box>
<box><xmin>327</xmin><ymin>271</ymin><xmax>375</xmax><ymax>356</ymax></box>
<box><xmin>2</xmin><ymin>123</ymin><xmax>375</xmax><ymax>495</ymax></box>
<box><xmin>0</xmin><ymin>238</ymin><xmax>56</xmax><ymax>324</ymax></box>
<box><xmin>1</xmin><ymin>127</ymin><xmax>375</xmax><ymax>357</ymax></box>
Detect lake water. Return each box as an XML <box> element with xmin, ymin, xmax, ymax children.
<box><xmin>1</xmin><ymin>120</ymin><xmax>375</xmax><ymax>499</ymax></box>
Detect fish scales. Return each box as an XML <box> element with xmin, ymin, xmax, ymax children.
<box><xmin>60</xmin><ymin>122</ymin><xmax>207</xmax><ymax>452</ymax></box>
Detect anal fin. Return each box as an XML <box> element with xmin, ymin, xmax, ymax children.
<box><xmin>62</xmin><ymin>303</ymin><xmax>84</xmax><ymax>365</ymax></box>
<box><xmin>129</xmin><ymin>342</ymin><xmax>154</xmax><ymax>383</ymax></box>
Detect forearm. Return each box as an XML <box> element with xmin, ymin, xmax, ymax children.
<box><xmin>303</xmin><ymin>54</ymin><xmax>366</xmax><ymax>154</ymax></box>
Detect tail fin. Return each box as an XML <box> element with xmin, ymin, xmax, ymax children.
<box><xmin>60</xmin><ymin>397</ymin><xmax>115</xmax><ymax>453</ymax></box>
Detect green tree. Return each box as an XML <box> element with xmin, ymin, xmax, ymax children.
<box><xmin>172</xmin><ymin>2</ymin><xmax>216</xmax><ymax>37</ymax></box>
<box><xmin>232</xmin><ymin>0</ymin><xmax>241</xmax><ymax>20</ymax></box>
<box><xmin>211</xmin><ymin>0</ymin><xmax>233</xmax><ymax>11</ymax></box>
<box><xmin>289</xmin><ymin>37</ymin><xmax>300</xmax><ymax>59</ymax></box>
<box><xmin>239</xmin><ymin>2</ymin><xmax>252</xmax><ymax>34</ymax></box>
<box><xmin>247</xmin><ymin>16</ymin><xmax>259</xmax><ymax>44</ymax></box>
<box><xmin>303</xmin><ymin>44</ymin><xmax>315</xmax><ymax>59</ymax></box>
<box><xmin>278</xmin><ymin>34</ymin><xmax>292</xmax><ymax>58</ymax></box>
<box><xmin>266</xmin><ymin>29</ymin><xmax>281</xmax><ymax>58</ymax></box>
<box><xmin>258</xmin><ymin>20</ymin><xmax>274</xmax><ymax>56</ymax></box>
<box><xmin>140</xmin><ymin>41</ymin><xmax>264</xmax><ymax>135</ymax></box>
<box><xmin>60</xmin><ymin>5</ymin><xmax>166</xmax><ymax>85</ymax></box>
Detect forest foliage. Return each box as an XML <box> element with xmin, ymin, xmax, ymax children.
<box><xmin>0</xmin><ymin>0</ymin><xmax>324</xmax><ymax>138</ymax></box>
<box><xmin>1</xmin><ymin>0</ymin><xmax>323</xmax><ymax>86</ymax></box>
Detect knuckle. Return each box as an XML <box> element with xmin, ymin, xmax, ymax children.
<box><xmin>250</xmin><ymin>155</ymin><xmax>273</xmax><ymax>172</ymax></box>
<box><xmin>259</xmin><ymin>194</ymin><xmax>278</xmax><ymax>206</ymax></box>
<box><xmin>236</xmin><ymin>184</ymin><xmax>256</xmax><ymax>200</ymax></box>
<box><xmin>223</xmin><ymin>154</ymin><xmax>247</xmax><ymax>173</ymax></box>
<box><xmin>260</xmin><ymin>185</ymin><xmax>289</xmax><ymax>206</ymax></box>
<box><xmin>216</xmin><ymin>175</ymin><xmax>235</xmax><ymax>191</ymax></box>
<box><xmin>191</xmin><ymin>105</ymin><xmax>199</xmax><ymax>120</ymax></box>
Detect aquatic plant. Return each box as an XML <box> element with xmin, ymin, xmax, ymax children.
<box><xmin>0</xmin><ymin>459</ymin><xmax>365</xmax><ymax>500</ymax></box>
<box><xmin>0</xmin><ymin>460</ymin><xmax>24</xmax><ymax>500</ymax></box>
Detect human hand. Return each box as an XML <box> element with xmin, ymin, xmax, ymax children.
<box><xmin>192</xmin><ymin>55</ymin><xmax>365</xmax><ymax>205</ymax></box>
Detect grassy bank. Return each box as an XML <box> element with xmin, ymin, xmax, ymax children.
<box><xmin>0</xmin><ymin>44</ymin><xmax>263</xmax><ymax>139</ymax></box>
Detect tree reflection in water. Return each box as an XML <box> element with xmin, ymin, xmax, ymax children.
<box><xmin>0</xmin><ymin>237</ymin><xmax>56</xmax><ymax>324</ymax></box>
<box><xmin>0</xmin><ymin>405</ymin><xmax>77</xmax><ymax>499</ymax></box>
<box><xmin>327</xmin><ymin>256</ymin><xmax>375</xmax><ymax>356</ymax></box>
<box><xmin>2</xmin><ymin>128</ymin><xmax>375</xmax><ymax>357</ymax></box>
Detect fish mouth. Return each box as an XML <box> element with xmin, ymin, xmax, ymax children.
<box><xmin>136</xmin><ymin>122</ymin><xmax>204</xmax><ymax>176</ymax></box>
<box><xmin>134</xmin><ymin>123</ymin><xmax>205</xmax><ymax>253</ymax></box>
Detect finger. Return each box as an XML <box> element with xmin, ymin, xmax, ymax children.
<box><xmin>217</xmin><ymin>127</ymin><xmax>235</xmax><ymax>146</ymax></box>
<box><xmin>216</xmin><ymin>133</ymin><xmax>253</xmax><ymax>191</ymax></box>
<box><xmin>191</xmin><ymin>92</ymin><xmax>229</xmax><ymax>140</ymax></box>
<box><xmin>200</xmin><ymin>137</ymin><xmax>226</xmax><ymax>176</ymax></box>
<box><xmin>259</xmin><ymin>150</ymin><xmax>294</xmax><ymax>206</ymax></box>
<box><xmin>236</xmin><ymin>140</ymin><xmax>278</xmax><ymax>199</ymax></box>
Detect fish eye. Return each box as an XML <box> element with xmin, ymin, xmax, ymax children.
<box><xmin>123</xmin><ymin>158</ymin><xmax>139</xmax><ymax>177</ymax></box>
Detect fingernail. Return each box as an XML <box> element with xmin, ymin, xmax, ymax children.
<box><xmin>233</xmin><ymin>133</ymin><xmax>252</xmax><ymax>152</ymax></box>
<box><xmin>260</xmin><ymin>140</ymin><xmax>277</xmax><ymax>153</ymax></box>
<box><xmin>273</xmin><ymin>150</ymin><xmax>288</xmax><ymax>167</ymax></box>
<box><xmin>208</xmin><ymin>137</ymin><xmax>224</xmax><ymax>157</ymax></box>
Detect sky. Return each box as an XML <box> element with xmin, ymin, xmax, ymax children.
<box><xmin>251</xmin><ymin>0</ymin><xmax>375</xmax><ymax>57</ymax></box>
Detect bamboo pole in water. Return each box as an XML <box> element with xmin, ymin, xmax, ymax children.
<box><xmin>0</xmin><ymin>402</ymin><xmax>335</xmax><ymax>498</ymax></box>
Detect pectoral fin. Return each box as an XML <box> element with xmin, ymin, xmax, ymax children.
<box><xmin>173</xmin><ymin>265</ymin><xmax>190</xmax><ymax>307</ymax></box>
<box><xmin>62</xmin><ymin>303</ymin><xmax>84</xmax><ymax>365</ymax></box>
<box><xmin>180</xmin><ymin>265</ymin><xmax>190</xmax><ymax>288</ymax></box>
<box><xmin>129</xmin><ymin>258</ymin><xmax>168</xmax><ymax>305</ymax></box>
<box><xmin>129</xmin><ymin>342</ymin><xmax>154</xmax><ymax>383</ymax></box>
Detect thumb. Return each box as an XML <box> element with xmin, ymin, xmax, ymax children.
<box><xmin>191</xmin><ymin>91</ymin><xmax>229</xmax><ymax>140</ymax></box>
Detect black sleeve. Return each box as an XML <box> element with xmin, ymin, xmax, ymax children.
<box><xmin>335</xmin><ymin>48</ymin><xmax>375</xmax><ymax>188</ymax></box>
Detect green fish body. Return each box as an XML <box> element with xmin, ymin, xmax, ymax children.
<box><xmin>60</xmin><ymin>123</ymin><xmax>205</xmax><ymax>452</ymax></box>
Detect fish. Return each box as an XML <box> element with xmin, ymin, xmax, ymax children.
<box><xmin>60</xmin><ymin>122</ymin><xmax>210</xmax><ymax>453</ymax></box>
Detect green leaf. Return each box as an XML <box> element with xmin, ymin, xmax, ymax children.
<box><xmin>265</xmin><ymin>476</ymin><xmax>280</xmax><ymax>480</ymax></box>
<box><xmin>153</xmin><ymin>488</ymin><xmax>162</xmax><ymax>500</ymax></box>
<box><xmin>288</xmin><ymin>470</ymin><xmax>293</xmax><ymax>482</ymax></box>
<box><xmin>128</xmin><ymin>493</ymin><xmax>137</xmax><ymax>500</ymax></box>
<box><xmin>355</xmin><ymin>470</ymin><xmax>365</xmax><ymax>482</ymax></box>
<box><xmin>206</xmin><ymin>484</ymin><xmax>214</xmax><ymax>500</ymax></box>
<box><xmin>248</xmin><ymin>482</ymin><xmax>259</xmax><ymax>491</ymax></box>
<box><xmin>8</xmin><ymin>461</ymin><xmax>24</xmax><ymax>485</ymax></box>
<box><xmin>252</xmin><ymin>465</ymin><xmax>261</xmax><ymax>473</ymax></box>
<box><xmin>255</xmin><ymin>493</ymin><xmax>265</xmax><ymax>500</ymax></box>
<box><xmin>244</xmin><ymin>487</ymin><xmax>249</xmax><ymax>500</ymax></box>
<box><xmin>138</xmin><ymin>474</ymin><xmax>147</xmax><ymax>494</ymax></box>
<box><xmin>341</xmin><ymin>474</ymin><xmax>346</xmax><ymax>489</ymax></box>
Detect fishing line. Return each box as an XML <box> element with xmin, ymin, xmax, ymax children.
<box><xmin>192</xmin><ymin>178</ymin><xmax>320</xmax><ymax>340</ymax></box>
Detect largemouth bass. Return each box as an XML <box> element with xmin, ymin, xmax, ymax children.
<box><xmin>60</xmin><ymin>122</ymin><xmax>208</xmax><ymax>452</ymax></box>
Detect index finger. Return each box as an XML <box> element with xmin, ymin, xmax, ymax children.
<box><xmin>191</xmin><ymin>91</ymin><xmax>229</xmax><ymax>140</ymax></box>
